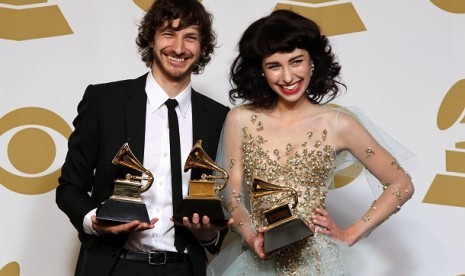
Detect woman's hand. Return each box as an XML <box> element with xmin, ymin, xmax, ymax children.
<box><xmin>245</xmin><ymin>226</ymin><xmax>279</xmax><ymax>260</ymax></box>
<box><xmin>311</xmin><ymin>209</ymin><xmax>352</xmax><ymax>244</ymax></box>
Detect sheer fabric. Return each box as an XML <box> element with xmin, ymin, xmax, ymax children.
<box><xmin>209</xmin><ymin>105</ymin><xmax>415</xmax><ymax>276</ymax></box>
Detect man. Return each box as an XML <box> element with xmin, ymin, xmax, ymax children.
<box><xmin>56</xmin><ymin>0</ymin><xmax>230</xmax><ymax>275</ymax></box>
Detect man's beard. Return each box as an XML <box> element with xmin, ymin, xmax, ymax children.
<box><xmin>152</xmin><ymin>51</ymin><xmax>198</xmax><ymax>81</ymax></box>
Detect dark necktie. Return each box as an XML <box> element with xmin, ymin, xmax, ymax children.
<box><xmin>165</xmin><ymin>99</ymin><xmax>185</xmax><ymax>252</ymax></box>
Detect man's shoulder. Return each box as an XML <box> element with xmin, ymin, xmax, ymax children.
<box><xmin>192</xmin><ymin>90</ymin><xmax>229</xmax><ymax>111</ymax></box>
<box><xmin>90</xmin><ymin>73</ymin><xmax>147</xmax><ymax>90</ymax></box>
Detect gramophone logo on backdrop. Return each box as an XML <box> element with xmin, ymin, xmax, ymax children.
<box><xmin>0</xmin><ymin>0</ymin><xmax>72</xmax><ymax>40</ymax></box>
<box><xmin>423</xmin><ymin>80</ymin><xmax>465</xmax><ymax>208</ymax></box>
<box><xmin>273</xmin><ymin>0</ymin><xmax>365</xmax><ymax>36</ymax></box>
<box><xmin>133</xmin><ymin>0</ymin><xmax>366</xmax><ymax>36</ymax></box>
<box><xmin>0</xmin><ymin>107</ymin><xmax>72</xmax><ymax>195</ymax></box>
<box><xmin>422</xmin><ymin>1</ymin><xmax>465</xmax><ymax>208</ymax></box>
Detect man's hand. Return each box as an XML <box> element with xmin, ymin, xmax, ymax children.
<box><xmin>91</xmin><ymin>216</ymin><xmax>158</xmax><ymax>235</ymax></box>
<box><xmin>175</xmin><ymin>213</ymin><xmax>233</xmax><ymax>242</ymax></box>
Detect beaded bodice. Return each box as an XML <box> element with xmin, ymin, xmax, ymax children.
<box><xmin>240</xmin><ymin>113</ymin><xmax>337</xmax><ymax>229</ymax></box>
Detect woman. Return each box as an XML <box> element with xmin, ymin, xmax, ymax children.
<box><xmin>210</xmin><ymin>9</ymin><xmax>414</xmax><ymax>275</ymax></box>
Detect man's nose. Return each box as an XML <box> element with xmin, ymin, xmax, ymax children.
<box><xmin>172</xmin><ymin>36</ymin><xmax>185</xmax><ymax>55</ymax></box>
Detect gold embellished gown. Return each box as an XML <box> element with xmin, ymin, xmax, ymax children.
<box><xmin>208</xmin><ymin>104</ymin><xmax>415</xmax><ymax>276</ymax></box>
<box><xmin>209</xmin><ymin>105</ymin><xmax>353</xmax><ymax>276</ymax></box>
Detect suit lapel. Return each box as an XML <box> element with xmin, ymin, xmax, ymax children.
<box><xmin>125</xmin><ymin>74</ymin><xmax>148</xmax><ymax>162</ymax></box>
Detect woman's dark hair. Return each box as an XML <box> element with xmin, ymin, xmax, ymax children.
<box><xmin>230</xmin><ymin>9</ymin><xmax>344</xmax><ymax>108</ymax></box>
<box><xmin>136</xmin><ymin>0</ymin><xmax>216</xmax><ymax>74</ymax></box>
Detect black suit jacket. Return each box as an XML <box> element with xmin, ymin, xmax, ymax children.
<box><xmin>56</xmin><ymin>73</ymin><xmax>229</xmax><ymax>276</ymax></box>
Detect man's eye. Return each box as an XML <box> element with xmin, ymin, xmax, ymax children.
<box><xmin>162</xmin><ymin>32</ymin><xmax>174</xmax><ymax>37</ymax></box>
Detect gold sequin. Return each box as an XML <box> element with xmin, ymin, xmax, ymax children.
<box><xmin>230</xmin><ymin>159</ymin><xmax>236</xmax><ymax>169</ymax></box>
<box><xmin>256</xmin><ymin>135</ymin><xmax>266</xmax><ymax>144</ymax></box>
<box><xmin>393</xmin><ymin>188</ymin><xmax>402</xmax><ymax>200</ymax></box>
<box><xmin>273</xmin><ymin>149</ymin><xmax>280</xmax><ymax>160</ymax></box>
<box><xmin>257</xmin><ymin>121</ymin><xmax>263</xmax><ymax>131</ymax></box>
<box><xmin>382</xmin><ymin>182</ymin><xmax>390</xmax><ymax>190</ymax></box>
<box><xmin>365</xmin><ymin>147</ymin><xmax>374</xmax><ymax>158</ymax></box>
<box><xmin>286</xmin><ymin>143</ymin><xmax>292</xmax><ymax>154</ymax></box>
<box><xmin>322</xmin><ymin>129</ymin><xmax>327</xmax><ymax>142</ymax></box>
<box><xmin>251</xmin><ymin>114</ymin><xmax>257</xmax><ymax>123</ymax></box>
<box><xmin>371</xmin><ymin>200</ymin><xmax>377</xmax><ymax>210</ymax></box>
<box><xmin>391</xmin><ymin>158</ymin><xmax>403</xmax><ymax>169</ymax></box>
<box><xmin>307</xmin><ymin>131</ymin><xmax>313</xmax><ymax>139</ymax></box>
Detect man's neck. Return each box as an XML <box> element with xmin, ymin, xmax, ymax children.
<box><xmin>151</xmin><ymin>70</ymin><xmax>191</xmax><ymax>98</ymax></box>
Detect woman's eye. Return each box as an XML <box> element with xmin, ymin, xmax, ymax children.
<box><xmin>267</xmin><ymin>65</ymin><xmax>279</xmax><ymax>70</ymax></box>
<box><xmin>292</xmin><ymin>60</ymin><xmax>303</xmax><ymax>66</ymax></box>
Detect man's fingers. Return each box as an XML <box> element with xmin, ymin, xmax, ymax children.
<box><xmin>201</xmin><ymin>215</ymin><xmax>211</xmax><ymax>226</ymax></box>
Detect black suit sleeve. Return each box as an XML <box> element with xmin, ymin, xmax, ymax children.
<box><xmin>56</xmin><ymin>85</ymin><xmax>102</xmax><ymax>235</ymax></box>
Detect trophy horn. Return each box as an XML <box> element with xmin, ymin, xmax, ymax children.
<box><xmin>252</xmin><ymin>178</ymin><xmax>298</xmax><ymax>209</ymax></box>
<box><xmin>112</xmin><ymin>143</ymin><xmax>154</xmax><ymax>193</ymax></box>
<box><xmin>184</xmin><ymin>140</ymin><xmax>229</xmax><ymax>191</ymax></box>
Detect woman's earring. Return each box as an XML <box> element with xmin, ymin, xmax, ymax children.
<box><xmin>311</xmin><ymin>63</ymin><xmax>315</xmax><ymax>72</ymax></box>
<box><xmin>261</xmin><ymin>72</ymin><xmax>265</xmax><ymax>77</ymax></box>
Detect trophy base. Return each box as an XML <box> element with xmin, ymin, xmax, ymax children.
<box><xmin>264</xmin><ymin>218</ymin><xmax>313</xmax><ymax>254</ymax></box>
<box><xmin>173</xmin><ymin>198</ymin><xmax>230</xmax><ymax>227</ymax></box>
<box><xmin>96</xmin><ymin>198</ymin><xmax>150</xmax><ymax>224</ymax></box>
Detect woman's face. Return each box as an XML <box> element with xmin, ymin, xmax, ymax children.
<box><xmin>262</xmin><ymin>48</ymin><xmax>313</xmax><ymax>104</ymax></box>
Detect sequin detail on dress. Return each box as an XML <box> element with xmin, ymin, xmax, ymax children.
<box><xmin>239</xmin><ymin>114</ymin><xmax>345</xmax><ymax>275</ymax></box>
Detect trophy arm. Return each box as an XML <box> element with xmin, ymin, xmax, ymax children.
<box><xmin>252</xmin><ymin>178</ymin><xmax>298</xmax><ymax>209</ymax></box>
<box><xmin>140</xmin><ymin>170</ymin><xmax>154</xmax><ymax>193</ymax></box>
<box><xmin>215</xmin><ymin>173</ymin><xmax>229</xmax><ymax>191</ymax></box>
<box><xmin>184</xmin><ymin>140</ymin><xmax>229</xmax><ymax>191</ymax></box>
<box><xmin>112</xmin><ymin>143</ymin><xmax>155</xmax><ymax>193</ymax></box>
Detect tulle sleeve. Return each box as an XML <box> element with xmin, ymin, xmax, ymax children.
<box><xmin>215</xmin><ymin>106</ymin><xmax>257</xmax><ymax>242</ymax></box>
<box><xmin>332</xmin><ymin>106</ymin><xmax>417</xmax><ymax>197</ymax></box>
<box><xmin>331</xmin><ymin>106</ymin><xmax>416</xmax><ymax>242</ymax></box>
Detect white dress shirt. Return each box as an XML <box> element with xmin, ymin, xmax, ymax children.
<box><xmin>84</xmin><ymin>72</ymin><xmax>193</xmax><ymax>253</ymax></box>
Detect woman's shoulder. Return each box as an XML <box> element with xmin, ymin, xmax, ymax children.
<box><xmin>325</xmin><ymin>106</ymin><xmax>376</xmax><ymax>143</ymax></box>
<box><xmin>316</xmin><ymin>104</ymin><xmax>365</xmax><ymax>132</ymax></box>
<box><xmin>228</xmin><ymin>104</ymin><xmax>257</xmax><ymax>120</ymax></box>
<box><xmin>225</xmin><ymin>104</ymin><xmax>263</xmax><ymax>135</ymax></box>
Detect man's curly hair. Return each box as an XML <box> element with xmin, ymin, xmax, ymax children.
<box><xmin>136</xmin><ymin>0</ymin><xmax>216</xmax><ymax>74</ymax></box>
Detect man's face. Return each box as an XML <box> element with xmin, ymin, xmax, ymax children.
<box><xmin>151</xmin><ymin>19</ymin><xmax>201</xmax><ymax>83</ymax></box>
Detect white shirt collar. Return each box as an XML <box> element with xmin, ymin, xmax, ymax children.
<box><xmin>145</xmin><ymin>72</ymin><xmax>192</xmax><ymax>117</ymax></box>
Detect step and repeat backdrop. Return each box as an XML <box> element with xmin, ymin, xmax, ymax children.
<box><xmin>1</xmin><ymin>0</ymin><xmax>464</xmax><ymax>275</ymax></box>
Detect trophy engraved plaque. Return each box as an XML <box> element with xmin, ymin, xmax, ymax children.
<box><xmin>173</xmin><ymin>140</ymin><xmax>230</xmax><ymax>225</ymax></box>
<box><xmin>96</xmin><ymin>143</ymin><xmax>154</xmax><ymax>224</ymax></box>
<box><xmin>252</xmin><ymin>178</ymin><xmax>313</xmax><ymax>254</ymax></box>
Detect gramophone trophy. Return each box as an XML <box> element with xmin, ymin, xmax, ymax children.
<box><xmin>252</xmin><ymin>178</ymin><xmax>313</xmax><ymax>254</ymax></box>
<box><xmin>173</xmin><ymin>140</ymin><xmax>230</xmax><ymax>225</ymax></box>
<box><xmin>96</xmin><ymin>143</ymin><xmax>154</xmax><ymax>224</ymax></box>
